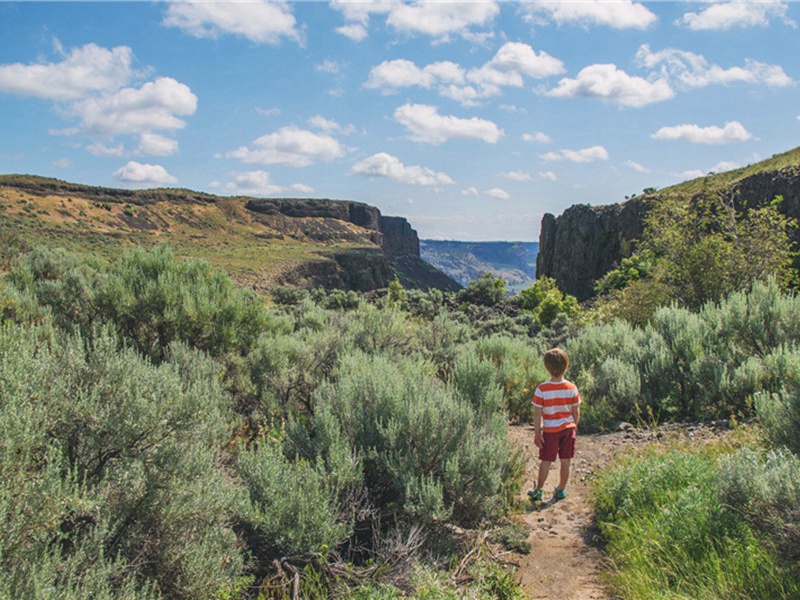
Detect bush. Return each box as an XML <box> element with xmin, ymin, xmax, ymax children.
<box><xmin>457</xmin><ymin>273</ymin><xmax>506</xmax><ymax>307</ymax></box>
<box><xmin>0</xmin><ymin>325</ymin><xmax>243</xmax><ymax>598</ymax></box>
<box><xmin>513</xmin><ymin>276</ymin><xmax>580</xmax><ymax>327</ymax></box>
<box><xmin>238</xmin><ymin>437</ymin><xmax>359</xmax><ymax>557</ymax></box>
<box><xmin>718</xmin><ymin>448</ymin><xmax>800</xmax><ymax>565</ymax></box>
<box><xmin>287</xmin><ymin>352</ymin><xmax>513</xmax><ymax>527</ymax></box>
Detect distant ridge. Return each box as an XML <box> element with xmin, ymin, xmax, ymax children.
<box><xmin>420</xmin><ymin>240</ymin><xmax>538</xmax><ymax>293</ymax></box>
<box><xmin>0</xmin><ymin>174</ymin><xmax>459</xmax><ymax>293</ymax></box>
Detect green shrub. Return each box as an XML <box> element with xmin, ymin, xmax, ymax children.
<box><xmin>592</xmin><ymin>447</ymin><xmax>800</xmax><ymax>599</ymax></box>
<box><xmin>513</xmin><ymin>276</ymin><xmax>580</xmax><ymax>327</ymax></box>
<box><xmin>287</xmin><ymin>352</ymin><xmax>512</xmax><ymax>527</ymax></box>
<box><xmin>96</xmin><ymin>245</ymin><xmax>269</xmax><ymax>361</ymax></box>
<box><xmin>0</xmin><ymin>325</ymin><xmax>243</xmax><ymax>598</ymax></box>
<box><xmin>238</xmin><ymin>438</ymin><xmax>359</xmax><ymax>557</ymax></box>
<box><xmin>718</xmin><ymin>448</ymin><xmax>800</xmax><ymax>565</ymax></box>
<box><xmin>756</xmin><ymin>386</ymin><xmax>800</xmax><ymax>456</ymax></box>
<box><xmin>457</xmin><ymin>273</ymin><xmax>506</xmax><ymax>307</ymax></box>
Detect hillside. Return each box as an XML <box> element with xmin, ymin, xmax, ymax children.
<box><xmin>420</xmin><ymin>240</ymin><xmax>538</xmax><ymax>293</ymax></box>
<box><xmin>0</xmin><ymin>174</ymin><xmax>459</xmax><ymax>293</ymax></box>
<box><xmin>537</xmin><ymin>146</ymin><xmax>800</xmax><ymax>301</ymax></box>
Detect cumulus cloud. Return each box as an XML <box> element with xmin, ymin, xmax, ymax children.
<box><xmin>677</xmin><ymin>0</ymin><xmax>795</xmax><ymax>31</ymax></box>
<box><xmin>0</xmin><ymin>43</ymin><xmax>135</xmax><ymax>101</ymax></box>
<box><xmin>637</xmin><ymin>45</ymin><xmax>792</xmax><ymax>89</ymax></box>
<box><xmin>541</xmin><ymin>146</ymin><xmax>609</xmax><ymax>162</ymax></box>
<box><xmin>210</xmin><ymin>170</ymin><xmax>313</xmax><ymax>197</ymax></box>
<box><xmin>365</xmin><ymin>42</ymin><xmax>563</xmax><ymax>106</ymax></box>
<box><xmin>462</xmin><ymin>186</ymin><xmax>480</xmax><ymax>196</ymax></box>
<box><xmin>539</xmin><ymin>171</ymin><xmax>558</xmax><ymax>181</ymax></box>
<box><xmin>710</xmin><ymin>160</ymin><xmax>741</xmax><ymax>173</ymax></box>
<box><xmin>67</xmin><ymin>77</ymin><xmax>198</xmax><ymax>137</ymax></box>
<box><xmin>500</xmin><ymin>171</ymin><xmax>532</xmax><ymax>182</ymax></box>
<box><xmin>394</xmin><ymin>103</ymin><xmax>503</xmax><ymax>144</ymax></box>
<box><xmin>316</xmin><ymin>59</ymin><xmax>343</xmax><ymax>74</ymax></box>
<box><xmin>351</xmin><ymin>152</ymin><xmax>455</xmax><ymax>186</ymax></box>
<box><xmin>486</xmin><ymin>187</ymin><xmax>510</xmax><ymax>200</ymax></box>
<box><xmin>137</xmin><ymin>133</ymin><xmax>179</xmax><ymax>156</ymax></box>
<box><xmin>163</xmin><ymin>0</ymin><xmax>301</xmax><ymax>44</ymax></box>
<box><xmin>680</xmin><ymin>169</ymin><xmax>706</xmax><ymax>180</ymax></box>
<box><xmin>225</xmin><ymin>126</ymin><xmax>345</xmax><ymax>167</ymax></box>
<box><xmin>625</xmin><ymin>160</ymin><xmax>650</xmax><ymax>173</ymax></box>
<box><xmin>87</xmin><ymin>142</ymin><xmax>126</xmax><ymax>157</ymax></box>
<box><xmin>523</xmin><ymin>131</ymin><xmax>552</xmax><ymax>143</ymax></box>
<box><xmin>522</xmin><ymin>0</ymin><xmax>657</xmax><ymax>29</ymax></box>
<box><xmin>652</xmin><ymin>121</ymin><xmax>754</xmax><ymax>144</ymax></box>
<box><xmin>547</xmin><ymin>63</ymin><xmax>674</xmax><ymax>107</ymax></box>
<box><xmin>113</xmin><ymin>161</ymin><xmax>178</xmax><ymax>186</ymax></box>
<box><xmin>307</xmin><ymin>115</ymin><xmax>355</xmax><ymax>134</ymax></box>
<box><xmin>332</xmin><ymin>0</ymin><xmax>498</xmax><ymax>42</ymax></box>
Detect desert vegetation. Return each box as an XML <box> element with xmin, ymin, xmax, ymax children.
<box><xmin>1</xmin><ymin>166</ymin><xmax>799</xmax><ymax>598</ymax></box>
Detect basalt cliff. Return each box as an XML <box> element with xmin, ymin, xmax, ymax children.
<box><xmin>537</xmin><ymin>152</ymin><xmax>800</xmax><ymax>301</ymax></box>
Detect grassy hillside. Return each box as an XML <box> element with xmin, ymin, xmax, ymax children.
<box><xmin>0</xmin><ymin>175</ymin><xmax>387</xmax><ymax>292</ymax></box>
<box><xmin>653</xmin><ymin>146</ymin><xmax>800</xmax><ymax>198</ymax></box>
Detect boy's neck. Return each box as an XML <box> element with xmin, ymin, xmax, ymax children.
<box><xmin>549</xmin><ymin>375</ymin><xmax>565</xmax><ymax>383</ymax></box>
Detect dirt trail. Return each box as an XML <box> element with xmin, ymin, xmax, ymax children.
<box><xmin>508</xmin><ymin>422</ymin><xmax>732</xmax><ymax>599</ymax></box>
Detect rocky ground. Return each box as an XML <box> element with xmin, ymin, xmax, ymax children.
<box><xmin>507</xmin><ymin>421</ymin><xmax>734</xmax><ymax>599</ymax></box>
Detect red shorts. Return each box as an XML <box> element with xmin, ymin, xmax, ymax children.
<box><xmin>539</xmin><ymin>428</ymin><xmax>576</xmax><ymax>462</ymax></box>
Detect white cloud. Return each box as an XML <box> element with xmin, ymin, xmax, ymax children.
<box><xmin>677</xmin><ymin>1</ymin><xmax>795</xmax><ymax>31</ymax></box>
<box><xmin>0</xmin><ymin>43</ymin><xmax>135</xmax><ymax>100</ymax></box>
<box><xmin>332</xmin><ymin>0</ymin><xmax>498</xmax><ymax>42</ymax></box>
<box><xmin>211</xmin><ymin>170</ymin><xmax>313</xmax><ymax>197</ymax></box>
<box><xmin>337</xmin><ymin>23</ymin><xmax>369</xmax><ymax>41</ymax></box>
<box><xmin>351</xmin><ymin>152</ymin><xmax>455</xmax><ymax>186</ymax></box>
<box><xmin>316</xmin><ymin>59</ymin><xmax>343</xmax><ymax>74</ymax></box>
<box><xmin>523</xmin><ymin>131</ymin><xmax>552</xmax><ymax>143</ymax></box>
<box><xmin>53</xmin><ymin>158</ymin><xmax>72</xmax><ymax>169</ymax></box>
<box><xmin>307</xmin><ymin>115</ymin><xmax>355</xmax><ymax>135</ymax></box>
<box><xmin>539</xmin><ymin>171</ymin><xmax>558</xmax><ymax>181</ymax></box>
<box><xmin>710</xmin><ymin>160</ymin><xmax>741</xmax><ymax>173</ymax></box>
<box><xmin>522</xmin><ymin>0</ymin><xmax>657</xmax><ymax>30</ymax></box>
<box><xmin>386</xmin><ymin>1</ymin><xmax>499</xmax><ymax>40</ymax></box>
<box><xmin>113</xmin><ymin>161</ymin><xmax>178</xmax><ymax>186</ymax></box>
<box><xmin>226</xmin><ymin>126</ymin><xmax>345</xmax><ymax>167</ymax></box>
<box><xmin>163</xmin><ymin>0</ymin><xmax>301</xmax><ymax>44</ymax></box>
<box><xmin>500</xmin><ymin>171</ymin><xmax>532</xmax><ymax>182</ymax></box>
<box><xmin>680</xmin><ymin>169</ymin><xmax>705</xmax><ymax>180</ymax></box>
<box><xmin>87</xmin><ymin>142</ymin><xmax>126</xmax><ymax>157</ymax></box>
<box><xmin>137</xmin><ymin>133</ymin><xmax>179</xmax><ymax>156</ymax></box>
<box><xmin>637</xmin><ymin>45</ymin><xmax>792</xmax><ymax>89</ymax></box>
<box><xmin>364</xmin><ymin>43</ymin><xmax>562</xmax><ymax>106</ymax></box>
<box><xmin>394</xmin><ymin>103</ymin><xmax>503</xmax><ymax>144</ymax></box>
<box><xmin>67</xmin><ymin>77</ymin><xmax>198</xmax><ymax>137</ymax></box>
<box><xmin>547</xmin><ymin>63</ymin><xmax>674</xmax><ymax>107</ymax></box>
<box><xmin>255</xmin><ymin>107</ymin><xmax>281</xmax><ymax>117</ymax></box>
<box><xmin>462</xmin><ymin>186</ymin><xmax>480</xmax><ymax>196</ymax></box>
<box><xmin>625</xmin><ymin>160</ymin><xmax>650</xmax><ymax>173</ymax></box>
<box><xmin>652</xmin><ymin>121</ymin><xmax>754</xmax><ymax>144</ymax></box>
<box><xmin>486</xmin><ymin>187</ymin><xmax>510</xmax><ymax>200</ymax></box>
<box><xmin>541</xmin><ymin>145</ymin><xmax>609</xmax><ymax>162</ymax></box>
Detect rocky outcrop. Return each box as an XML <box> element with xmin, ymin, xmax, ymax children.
<box><xmin>537</xmin><ymin>165</ymin><xmax>800</xmax><ymax>302</ymax></box>
<box><xmin>245</xmin><ymin>198</ymin><xmax>381</xmax><ymax>230</ymax></box>
<box><xmin>537</xmin><ymin>198</ymin><xmax>649</xmax><ymax>301</ymax></box>
<box><xmin>379</xmin><ymin>216</ymin><xmax>420</xmax><ymax>257</ymax></box>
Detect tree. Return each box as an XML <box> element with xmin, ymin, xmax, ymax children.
<box><xmin>457</xmin><ymin>272</ymin><xmax>506</xmax><ymax>307</ymax></box>
<box><xmin>513</xmin><ymin>276</ymin><xmax>580</xmax><ymax>326</ymax></box>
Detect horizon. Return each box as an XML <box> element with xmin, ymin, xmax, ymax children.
<box><xmin>1</xmin><ymin>1</ymin><xmax>798</xmax><ymax>241</ymax></box>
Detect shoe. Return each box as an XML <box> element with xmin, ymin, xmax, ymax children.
<box><xmin>527</xmin><ymin>487</ymin><xmax>543</xmax><ymax>502</ymax></box>
<box><xmin>554</xmin><ymin>486</ymin><xmax>567</xmax><ymax>500</ymax></box>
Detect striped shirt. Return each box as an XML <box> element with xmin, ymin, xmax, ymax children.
<box><xmin>532</xmin><ymin>380</ymin><xmax>581</xmax><ymax>433</ymax></box>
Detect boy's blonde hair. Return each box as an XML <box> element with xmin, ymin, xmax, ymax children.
<box><xmin>543</xmin><ymin>348</ymin><xmax>569</xmax><ymax>378</ymax></box>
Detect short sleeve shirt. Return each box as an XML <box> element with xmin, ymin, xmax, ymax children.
<box><xmin>532</xmin><ymin>380</ymin><xmax>581</xmax><ymax>433</ymax></box>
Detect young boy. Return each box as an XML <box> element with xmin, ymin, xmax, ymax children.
<box><xmin>528</xmin><ymin>348</ymin><xmax>581</xmax><ymax>503</ymax></box>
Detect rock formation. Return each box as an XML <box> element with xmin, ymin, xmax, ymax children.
<box><xmin>537</xmin><ymin>165</ymin><xmax>800</xmax><ymax>301</ymax></box>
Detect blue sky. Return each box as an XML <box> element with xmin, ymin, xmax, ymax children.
<box><xmin>1</xmin><ymin>1</ymin><xmax>798</xmax><ymax>241</ymax></box>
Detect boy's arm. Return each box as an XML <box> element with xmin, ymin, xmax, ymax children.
<box><xmin>572</xmin><ymin>404</ymin><xmax>580</xmax><ymax>428</ymax></box>
<box><xmin>533</xmin><ymin>405</ymin><xmax>544</xmax><ymax>448</ymax></box>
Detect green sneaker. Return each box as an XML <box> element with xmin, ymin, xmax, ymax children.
<box><xmin>554</xmin><ymin>487</ymin><xmax>567</xmax><ymax>501</ymax></box>
<box><xmin>527</xmin><ymin>487</ymin><xmax>543</xmax><ymax>502</ymax></box>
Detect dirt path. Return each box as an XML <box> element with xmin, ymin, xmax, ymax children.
<box><xmin>508</xmin><ymin>422</ymin><xmax>732</xmax><ymax>599</ymax></box>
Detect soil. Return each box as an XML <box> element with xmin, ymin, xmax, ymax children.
<box><xmin>508</xmin><ymin>422</ymin><xmax>733</xmax><ymax>599</ymax></box>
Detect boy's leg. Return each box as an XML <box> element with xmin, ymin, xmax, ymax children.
<box><xmin>558</xmin><ymin>458</ymin><xmax>571</xmax><ymax>490</ymax></box>
<box><xmin>537</xmin><ymin>460</ymin><xmax>552</xmax><ymax>490</ymax></box>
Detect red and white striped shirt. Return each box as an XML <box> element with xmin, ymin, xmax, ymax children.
<box><xmin>532</xmin><ymin>380</ymin><xmax>581</xmax><ymax>433</ymax></box>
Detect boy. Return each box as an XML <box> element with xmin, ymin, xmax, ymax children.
<box><xmin>528</xmin><ymin>348</ymin><xmax>581</xmax><ymax>503</ymax></box>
